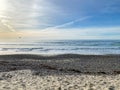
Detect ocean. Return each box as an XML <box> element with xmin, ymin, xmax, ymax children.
<box><xmin>0</xmin><ymin>40</ymin><xmax>120</xmax><ymax>55</ymax></box>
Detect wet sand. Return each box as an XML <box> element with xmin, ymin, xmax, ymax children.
<box><xmin>0</xmin><ymin>54</ymin><xmax>120</xmax><ymax>90</ymax></box>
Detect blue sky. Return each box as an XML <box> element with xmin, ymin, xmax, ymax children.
<box><xmin>0</xmin><ymin>0</ymin><xmax>120</xmax><ymax>40</ymax></box>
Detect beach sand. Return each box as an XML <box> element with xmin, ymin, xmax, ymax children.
<box><xmin>0</xmin><ymin>54</ymin><xmax>120</xmax><ymax>90</ymax></box>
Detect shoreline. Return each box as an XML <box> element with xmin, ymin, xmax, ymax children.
<box><xmin>0</xmin><ymin>54</ymin><xmax>120</xmax><ymax>74</ymax></box>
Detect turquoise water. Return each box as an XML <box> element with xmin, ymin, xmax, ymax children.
<box><xmin>0</xmin><ymin>40</ymin><xmax>120</xmax><ymax>55</ymax></box>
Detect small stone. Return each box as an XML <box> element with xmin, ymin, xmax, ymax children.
<box><xmin>103</xmin><ymin>82</ymin><xmax>107</xmax><ymax>84</ymax></box>
<box><xmin>0</xmin><ymin>77</ymin><xmax>3</xmax><ymax>80</ymax></box>
<box><xmin>74</xmin><ymin>85</ymin><xmax>79</xmax><ymax>89</ymax></box>
<box><xmin>58</xmin><ymin>87</ymin><xmax>62</xmax><ymax>90</ymax></box>
<box><xmin>109</xmin><ymin>86</ymin><xmax>115</xmax><ymax>90</ymax></box>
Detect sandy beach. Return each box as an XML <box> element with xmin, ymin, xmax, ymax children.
<box><xmin>0</xmin><ymin>54</ymin><xmax>120</xmax><ymax>90</ymax></box>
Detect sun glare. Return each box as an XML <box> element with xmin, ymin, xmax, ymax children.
<box><xmin>0</xmin><ymin>0</ymin><xmax>8</xmax><ymax>19</ymax></box>
<box><xmin>0</xmin><ymin>0</ymin><xmax>7</xmax><ymax>11</ymax></box>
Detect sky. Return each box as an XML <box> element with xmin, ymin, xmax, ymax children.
<box><xmin>0</xmin><ymin>0</ymin><xmax>120</xmax><ymax>40</ymax></box>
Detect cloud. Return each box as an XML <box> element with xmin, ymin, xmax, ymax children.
<box><xmin>0</xmin><ymin>0</ymin><xmax>120</xmax><ymax>41</ymax></box>
<box><xmin>0</xmin><ymin>19</ymin><xmax>15</xmax><ymax>32</ymax></box>
<box><xmin>51</xmin><ymin>16</ymin><xmax>91</xmax><ymax>29</ymax></box>
<box><xmin>50</xmin><ymin>27</ymin><xmax>120</xmax><ymax>39</ymax></box>
<box><xmin>1</xmin><ymin>26</ymin><xmax>120</xmax><ymax>40</ymax></box>
<box><xmin>0</xmin><ymin>0</ymin><xmax>120</xmax><ymax>32</ymax></box>
<box><xmin>16</xmin><ymin>27</ymin><xmax>120</xmax><ymax>40</ymax></box>
<box><xmin>42</xmin><ymin>16</ymin><xmax>91</xmax><ymax>31</ymax></box>
<box><xmin>0</xmin><ymin>0</ymin><xmax>63</xmax><ymax>31</ymax></box>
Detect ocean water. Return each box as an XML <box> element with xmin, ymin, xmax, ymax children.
<box><xmin>0</xmin><ymin>40</ymin><xmax>120</xmax><ymax>55</ymax></box>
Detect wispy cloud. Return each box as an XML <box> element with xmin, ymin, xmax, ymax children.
<box><xmin>42</xmin><ymin>16</ymin><xmax>91</xmax><ymax>31</ymax></box>
<box><xmin>0</xmin><ymin>0</ymin><xmax>120</xmax><ymax>32</ymax></box>
<box><xmin>0</xmin><ymin>0</ymin><xmax>62</xmax><ymax>31</ymax></box>
<box><xmin>0</xmin><ymin>19</ymin><xmax>15</xmax><ymax>32</ymax></box>
<box><xmin>0</xmin><ymin>0</ymin><xmax>120</xmax><ymax>40</ymax></box>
